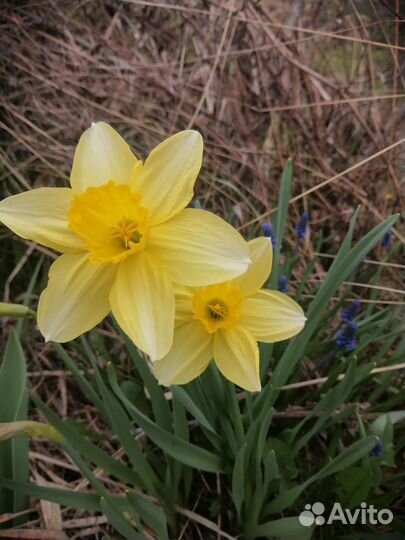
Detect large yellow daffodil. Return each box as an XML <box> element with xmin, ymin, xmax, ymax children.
<box><xmin>155</xmin><ymin>237</ymin><xmax>306</xmax><ymax>391</ymax></box>
<box><xmin>0</xmin><ymin>123</ymin><xmax>249</xmax><ymax>359</ymax></box>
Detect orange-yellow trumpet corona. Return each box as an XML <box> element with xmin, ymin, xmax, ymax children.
<box><xmin>155</xmin><ymin>237</ymin><xmax>306</xmax><ymax>391</ymax></box>
<box><xmin>0</xmin><ymin>123</ymin><xmax>250</xmax><ymax>359</ymax></box>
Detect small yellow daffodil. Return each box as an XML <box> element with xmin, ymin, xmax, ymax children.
<box><xmin>155</xmin><ymin>237</ymin><xmax>306</xmax><ymax>391</ymax></box>
<box><xmin>0</xmin><ymin>123</ymin><xmax>249</xmax><ymax>359</ymax></box>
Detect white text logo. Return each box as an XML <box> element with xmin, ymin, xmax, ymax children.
<box><xmin>298</xmin><ymin>502</ymin><xmax>393</xmax><ymax>527</ymax></box>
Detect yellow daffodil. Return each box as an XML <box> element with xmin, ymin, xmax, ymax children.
<box><xmin>155</xmin><ymin>237</ymin><xmax>306</xmax><ymax>391</ymax></box>
<box><xmin>0</xmin><ymin>123</ymin><xmax>249</xmax><ymax>359</ymax></box>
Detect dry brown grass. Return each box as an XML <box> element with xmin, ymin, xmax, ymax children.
<box><xmin>0</xmin><ymin>0</ymin><xmax>404</xmax><ymax>537</ymax></box>
<box><xmin>1</xmin><ymin>1</ymin><xmax>404</xmax><ymax>232</ymax></box>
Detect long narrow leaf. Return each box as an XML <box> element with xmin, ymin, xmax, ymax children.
<box><xmin>108</xmin><ymin>365</ymin><xmax>222</xmax><ymax>473</ymax></box>
<box><xmin>31</xmin><ymin>394</ymin><xmax>143</xmax><ymax>489</ymax></box>
<box><xmin>126</xmin><ymin>339</ymin><xmax>173</xmax><ymax>432</ymax></box>
<box><xmin>269</xmin><ymin>158</ymin><xmax>293</xmax><ymax>288</ymax></box>
<box><xmin>0</xmin><ymin>479</ymin><xmax>101</xmax><ymax>511</ymax></box>
<box><xmin>0</xmin><ymin>331</ymin><xmax>28</xmax><ymax>515</ymax></box>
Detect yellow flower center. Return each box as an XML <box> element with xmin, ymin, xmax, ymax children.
<box><xmin>68</xmin><ymin>181</ymin><xmax>149</xmax><ymax>264</ymax></box>
<box><xmin>192</xmin><ymin>282</ymin><xmax>242</xmax><ymax>333</ymax></box>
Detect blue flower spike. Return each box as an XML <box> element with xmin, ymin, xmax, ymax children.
<box><xmin>262</xmin><ymin>222</ymin><xmax>276</xmax><ymax>249</ymax></box>
<box><xmin>381</xmin><ymin>229</ymin><xmax>392</xmax><ymax>249</ymax></box>
<box><xmin>278</xmin><ymin>275</ymin><xmax>289</xmax><ymax>293</ymax></box>
<box><xmin>341</xmin><ymin>299</ymin><xmax>361</xmax><ymax>324</ymax></box>
<box><xmin>369</xmin><ymin>438</ymin><xmax>384</xmax><ymax>458</ymax></box>
<box><xmin>295</xmin><ymin>212</ymin><xmax>309</xmax><ymax>240</ymax></box>
<box><xmin>336</xmin><ymin>321</ymin><xmax>358</xmax><ymax>351</ymax></box>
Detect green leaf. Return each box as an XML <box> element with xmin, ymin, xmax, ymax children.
<box><xmin>81</xmin><ymin>338</ymin><xmax>159</xmax><ymax>495</ymax></box>
<box><xmin>57</xmin><ymin>434</ymin><xmax>142</xmax><ymax>540</ymax></box>
<box><xmin>107</xmin><ymin>365</ymin><xmax>222</xmax><ymax>473</ymax></box>
<box><xmin>270</xmin><ymin>158</ymin><xmax>293</xmax><ymax>287</ymax></box>
<box><xmin>53</xmin><ymin>343</ymin><xmax>104</xmax><ymax>413</ymax></box>
<box><xmin>337</xmin><ymin>466</ymin><xmax>373</xmax><ymax>507</ymax></box>
<box><xmin>101</xmin><ymin>497</ymin><xmax>144</xmax><ymax>540</ymax></box>
<box><xmin>379</xmin><ymin>416</ymin><xmax>396</xmax><ymax>468</ymax></box>
<box><xmin>15</xmin><ymin>256</ymin><xmax>43</xmax><ymax>337</ymax></box>
<box><xmin>371</xmin><ymin>411</ymin><xmax>405</xmax><ymax>435</ymax></box>
<box><xmin>0</xmin><ymin>331</ymin><xmax>26</xmax><ymax>428</ymax></box>
<box><xmin>0</xmin><ymin>478</ymin><xmax>101</xmax><ymax>511</ymax></box>
<box><xmin>31</xmin><ymin>394</ymin><xmax>143</xmax><ymax>489</ymax></box>
<box><xmin>256</xmin><ymin>408</ymin><xmax>274</xmax><ymax>468</ymax></box>
<box><xmin>266</xmin><ymin>438</ymin><xmax>297</xmax><ymax>479</ymax></box>
<box><xmin>95</xmin><ymin>378</ymin><xmax>159</xmax><ymax>494</ymax></box>
<box><xmin>127</xmin><ymin>339</ymin><xmax>172</xmax><ymax>432</ymax></box>
<box><xmin>126</xmin><ymin>491</ymin><xmax>169</xmax><ymax>539</ymax></box>
<box><xmin>0</xmin><ymin>330</ymin><xmax>28</xmax><ymax>515</ymax></box>
<box><xmin>252</xmin><ymin>515</ymin><xmax>314</xmax><ymax>539</ymax></box>
<box><xmin>173</xmin><ymin>396</ymin><xmax>188</xmax><ymax>442</ymax></box>
<box><xmin>311</xmin><ymin>436</ymin><xmax>378</xmax><ymax>481</ymax></box>
<box><xmin>232</xmin><ymin>443</ymin><xmax>246</xmax><ymax>518</ymax></box>
<box><xmin>262</xmin><ymin>449</ymin><xmax>279</xmax><ymax>496</ymax></box>
<box><xmin>223</xmin><ymin>379</ymin><xmax>244</xmax><ymax>448</ymax></box>
<box><xmin>170</xmin><ymin>397</ymin><xmax>190</xmax><ymax>506</ymax></box>
<box><xmin>171</xmin><ymin>386</ymin><xmax>218</xmax><ymax>437</ymax></box>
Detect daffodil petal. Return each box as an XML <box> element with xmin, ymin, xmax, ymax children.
<box><xmin>70</xmin><ymin>122</ymin><xmax>139</xmax><ymax>192</ymax></box>
<box><xmin>174</xmin><ymin>285</ymin><xmax>194</xmax><ymax>326</ymax></box>
<box><xmin>154</xmin><ymin>321</ymin><xmax>212</xmax><ymax>386</ymax></box>
<box><xmin>213</xmin><ymin>326</ymin><xmax>260</xmax><ymax>392</ymax></box>
<box><xmin>0</xmin><ymin>188</ymin><xmax>85</xmax><ymax>252</ymax></box>
<box><xmin>242</xmin><ymin>290</ymin><xmax>306</xmax><ymax>343</ymax></box>
<box><xmin>232</xmin><ymin>237</ymin><xmax>273</xmax><ymax>296</ymax></box>
<box><xmin>148</xmin><ymin>208</ymin><xmax>250</xmax><ymax>286</ymax></box>
<box><xmin>37</xmin><ymin>253</ymin><xmax>116</xmax><ymax>342</ymax></box>
<box><xmin>133</xmin><ymin>130</ymin><xmax>203</xmax><ymax>224</ymax></box>
<box><xmin>110</xmin><ymin>252</ymin><xmax>175</xmax><ymax>360</ymax></box>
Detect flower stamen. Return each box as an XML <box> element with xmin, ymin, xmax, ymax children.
<box><xmin>192</xmin><ymin>283</ymin><xmax>242</xmax><ymax>333</ymax></box>
<box><xmin>110</xmin><ymin>219</ymin><xmax>143</xmax><ymax>249</ymax></box>
<box><xmin>68</xmin><ymin>181</ymin><xmax>149</xmax><ymax>264</ymax></box>
<box><xmin>207</xmin><ymin>301</ymin><xmax>228</xmax><ymax>320</ymax></box>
